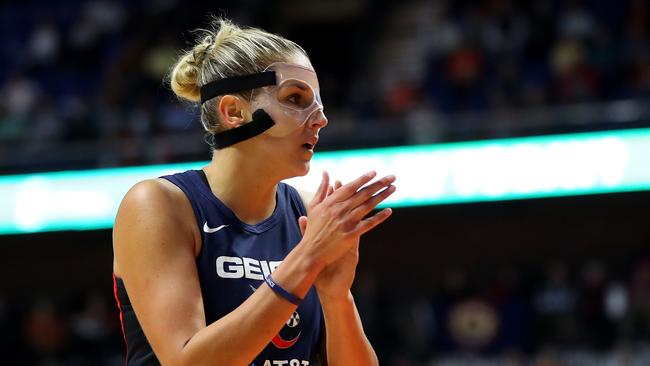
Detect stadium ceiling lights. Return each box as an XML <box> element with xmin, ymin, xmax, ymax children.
<box><xmin>2</xmin><ymin>128</ymin><xmax>650</xmax><ymax>235</ymax></box>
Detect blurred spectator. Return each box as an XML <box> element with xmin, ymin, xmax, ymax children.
<box><xmin>486</xmin><ymin>265</ymin><xmax>530</xmax><ymax>353</ymax></box>
<box><xmin>32</xmin><ymin>96</ymin><xmax>65</xmax><ymax>143</ymax></box>
<box><xmin>21</xmin><ymin>297</ymin><xmax>71</xmax><ymax>365</ymax></box>
<box><xmin>605</xmin><ymin>281</ymin><xmax>628</xmax><ymax>322</ymax></box>
<box><xmin>404</xmin><ymin>98</ymin><xmax>443</xmax><ymax>145</ymax></box>
<box><xmin>440</xmin><ymin>43</ymin><xmax>487</xmax><ymax>113</ymax></box>
<box><xmin>27</xmin><ymin>18</ymin><xmax>60</xmax><ymax>67</ymax></box>
<box><xmin>70</xmin><ymin>291</ymin><xmax>123</xmax><ymax>365</ymax></box>
<box><xmin>625</xmin><ymin>258</ymin><xmax>650</xmax><ymax>340</ymax></box>
<box><xmin>0</xmin><ymin>294</ymin><xmax>8</xmax><ymax>357</ymax></box>
<box><xmin>0</xmin><ymin>103</ymin><xmax>28</xmax><ymax>143</ymax></box>
<box><xmin>2</xmin><ymin>72</ymin><xmax>40</xmax><ymax>118</ymax></box>
<box><xmin>576</xmin><ymin>259</ymin><xmax>614</xmax><ymax>349</ymax></box>
<box><xmin>533</xmin><ymin>260</ymin><xmax>578</xmax><ymax>347</ymax></box>
<box><xmin>549</xmin><ymin>38</ymin><xmax>600</xmax><ymax>103</ymax></box>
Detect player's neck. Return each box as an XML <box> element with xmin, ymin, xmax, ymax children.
<box><xmin>205</xmin><ymin>149</ymin><xmax>278</xmax><ymax>225</ymax></box>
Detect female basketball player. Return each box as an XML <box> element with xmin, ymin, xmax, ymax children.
<box><xmin>112</xmin><ymin>18</ymin><xmax>395</xmax><ymax>366</ymax></box>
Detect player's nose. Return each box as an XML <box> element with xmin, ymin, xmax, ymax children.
<box><xmin>306</xmin><ymin>109</ymin><xmax>328</xmax><ymax>130</ymax></box>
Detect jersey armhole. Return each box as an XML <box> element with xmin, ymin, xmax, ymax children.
<box><xmin>158</xmin><ymin>175</ymin><xmax>203</xmax><ymax>257</ymax></box>
<box><xmin>284</xmin><ymin>183</ymin><xmax>309</xmax><ymax>217</ymax></box>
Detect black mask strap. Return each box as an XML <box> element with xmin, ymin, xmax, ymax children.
<box><xmin>212</xmin><ymin>109</ymin><xmax>275</xmax><ymax>149</ymax></box>
<box><xmin>200</xmin><ymin>72</ymin><xmax>276</xmax><ymax>104</ymax></box>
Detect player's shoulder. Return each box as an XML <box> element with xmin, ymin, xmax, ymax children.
<box><xmin>123</xmin><ymin>177</ymin><xmax>182</xmax><ymax>205</ymax></box>
<box><xmin>117</xmin><ymin>178</ymin><xmax>191</xmax><ymax>224</ymax></box>
<box><xmin>113</xmin><ymin>178</ymin><xmax>199</xmax><ymax>276</ymax></box>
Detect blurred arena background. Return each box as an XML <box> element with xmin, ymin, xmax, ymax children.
<box><xmin>1</xmin><ymin>0</ymin><xmax>650</xmax><ymax>365</ymax></box>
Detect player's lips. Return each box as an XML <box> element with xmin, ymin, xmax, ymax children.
<box><xmin>301</xmin><ymin>137</ymin><xmax>318</xmax><ymax>151</ymax></box>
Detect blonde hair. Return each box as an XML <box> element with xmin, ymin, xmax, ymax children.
<box><xmin>169</xmin><ymin>18</ymin><xmax>308</xmax><ymax>142</ymax></box>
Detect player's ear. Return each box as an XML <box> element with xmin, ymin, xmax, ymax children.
<box><xmin>218</xmin><ymin>95</ymin><xmax>248</xmax><ymax>129</ymax></box>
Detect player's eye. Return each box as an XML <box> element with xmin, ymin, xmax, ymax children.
<box><xmin>287</xmin><ymin>94</ymin><xmax>301</xmax><ymax>105</ymax></box>
<box><xmin>278</xmin><ymin>82</ymin><xmax>313</xmax><ymax>108</ymax></box>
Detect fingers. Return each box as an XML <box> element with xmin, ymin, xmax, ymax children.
<box><xmin>329</xmin><ymin>171</ymin><xmax>377</xmax><ymax>202</ymax></box>
<box><xmin>349</xmin><ymin>184</ymin><xmax>396</xmax><ymax>221</ymax></box>
<box><xmin>354</xmin><ymin>208</ymin><xmax>393</xmax><ymax>236</ymax></box>
<box><xmin>345</xmin><ymin>174</ymin><xmax>396</xmax><ymax>211</ymax></box>
<box><xmin>326</xmin><ymin>180</ymin><xmax>340</xmax><ymax>197</ymax></box>
<box><xmin>312</xmin><ymin>171</ymin><xmax>330</xmax><ymax>205</ymax></box>
<box><xmin>298</xmin><ymin>216</ymin><xmax>308</xmax><ymax>236</ymax></box>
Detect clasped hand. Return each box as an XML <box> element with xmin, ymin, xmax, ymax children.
<box><xmin>298</xmin><ymin>171</ymin><xmax>396</xmax><ymax>301</ymax></box>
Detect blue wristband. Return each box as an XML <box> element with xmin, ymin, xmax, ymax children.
<box><xmin>264</xmin><ymin>275</ymin><xmax>303</xmax><ymax>306</ymax></box>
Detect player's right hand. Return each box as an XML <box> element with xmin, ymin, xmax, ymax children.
<box><xmin>298</xmin><ymin>170</ymin><xmax>396</xmax><ymax>268</ymax></box>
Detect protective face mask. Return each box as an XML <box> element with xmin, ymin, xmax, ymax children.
<box><xmin>251</xmin><ymin>62</ymin><xmax>325</xmax><ymax>137</ymax></box>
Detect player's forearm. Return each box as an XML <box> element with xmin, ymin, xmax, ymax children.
<box><xmin>320</xmin><ymin>291</ymin><xmax>379</xmax><ymax>366</ymax></box>
<box><xmin>176</xmin><ymin>245</ymin><xmax>323</xmax><ymax>366</ymax></box>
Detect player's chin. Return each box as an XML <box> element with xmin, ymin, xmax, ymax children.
<box><xmin>292</xmin><ymin>160</ymin><xmax>311</xmax><ymax>177</ymax></box>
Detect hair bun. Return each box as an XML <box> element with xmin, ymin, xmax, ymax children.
<box><xmin>170</xmin><ymin>51</ymin><xmax>202</xmax><ymax>102</ymax></box>
<box><xmin>169</xmin><ymin>19</ymin><xmax>241</xmax><ymax>103</ymax></box>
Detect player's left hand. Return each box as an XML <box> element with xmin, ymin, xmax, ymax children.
<box><xmin>300</xmin><ymin>179</ymin><xmax>377</xmax><ymax>301</ymax></box>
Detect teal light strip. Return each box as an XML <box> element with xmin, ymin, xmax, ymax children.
<box><xmin>2</xmin><ymin>128</ymin><xmax>650</xmax><ymax>235</ymax></box>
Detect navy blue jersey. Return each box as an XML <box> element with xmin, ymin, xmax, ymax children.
<box><xmin>114</xmin><ymin>169</ymin><xmax>323</xmax><ymax>366</ymax></box>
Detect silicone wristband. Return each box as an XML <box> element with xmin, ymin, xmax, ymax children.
<box><xmin>264</xmin><ymin>275</ymin><xmax>303</xmax><ymax>306</ymax></box>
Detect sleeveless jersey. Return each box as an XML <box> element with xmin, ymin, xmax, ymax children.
<box><xmin>113</xmin><ymin>169</ymin><xmax>324</xmax><ymax>366</ymax></box>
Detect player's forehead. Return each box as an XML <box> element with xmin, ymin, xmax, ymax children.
<box><xmin>283</xmin><ymin>53</ymin><xmax>314</xmax><ymax>73</ymax></box>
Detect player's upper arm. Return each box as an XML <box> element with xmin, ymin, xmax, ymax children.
<box><xmin>113</xmin><ymin>179</ymin><xmax>203</xmax><ymax>366</ymax></box>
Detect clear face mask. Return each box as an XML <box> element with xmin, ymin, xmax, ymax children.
<box><xmin>250</xmin><ymin>62</ymin><xmax>325</xmax><ymax>137</ymax></box>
